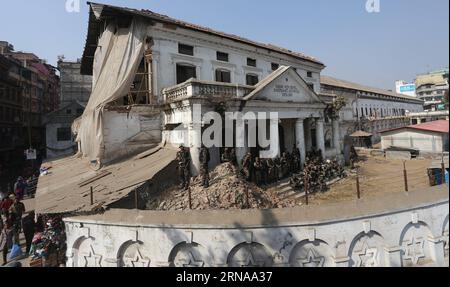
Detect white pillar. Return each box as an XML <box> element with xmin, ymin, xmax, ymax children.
<box><xmin>315</xmin><ymin>118</ymin><xmax>326</xmax><ymax>155</ymax></box>
<box><xmin>304</xmin><ymin>119</ymin><xmax>313</xmax><ymax>151</ymax></box>
<box><xmin>295</xmin><ymin>118</ymin><xmax>306</xmax><ymax>166</ymax></box>
<box><xmin>270</xmin><ymin>118</ymin><xmax>280</xmax><ymax>158</ymax></box>
<box><xmin>332</xmin><ymin>118</ymin><xmax>341</xmax><ymax>154</ymax></box>
<box><xmin>189</xmin><ymin>123</ymin><xmax>202</xmax><ymax>176</ymax></box>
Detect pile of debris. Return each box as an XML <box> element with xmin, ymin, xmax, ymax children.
<box><xmin>147</xmin><ymin>163</ymin><xmax>282</xmax><ymax>211</ymax></box>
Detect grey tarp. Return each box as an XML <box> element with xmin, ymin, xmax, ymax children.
<box><xmin>35</xmin><ymin>146</ymin><xmax>177</xmax><ymax>214</ymax></box>
<box><xmin>75</xmin><ymin>18</ymin><xmax>148</xmax><ymax>162</ymax></box>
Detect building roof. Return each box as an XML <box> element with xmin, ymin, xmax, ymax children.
<box><xmin>81</xmin><ymin>2</ymin><xmax>324</xmax><ymax>75</ymax></box>
<box><xmin>415</xmin><ymin>70</ymin><xmax>449</xmax><ymax>89</ymax></box>
<box><xmin>350</xmin><ymin>130</ymin><xmax>373</xmax><ymax>138</ymax></box>
<box><xmin>35</xmin><ymin>145</ymin><xmax>177</xmax><ymax>214</ymax></box>
<box><xmin>380</xmin><ymin>120</ymin><xmax>449</xmax><ymax>134</ymax></box>
<box><xmin>321</xmin><ymin>75</ymin><xmax>424</xmax><ymax>103</ymax></box>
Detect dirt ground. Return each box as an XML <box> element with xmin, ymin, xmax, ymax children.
<box><xmin>307</xmin><ymin>155</ymin><xmax>435</xmax><ymax>205</ymax></box>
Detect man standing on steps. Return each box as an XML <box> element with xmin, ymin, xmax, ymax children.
<box><xmin>199</xmin><ymin>145</ymin><xmax>210</xmax><ymax>188</ymax></box>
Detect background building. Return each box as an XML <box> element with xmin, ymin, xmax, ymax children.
<box><xmin>43</xmin><ymin>59</ymin><xmax>92</xmax><ymax>159</ymax></box>
<box><xmin>320</xmin><ymin>76</ymin><xmax>424</xmax><ymax>144</ymax></box>
<box><xmin>0</xmin><ymin>41</ymin><xmax>59</xmax><ymax>192</ymax></box>
<box><xmin>415</xmin><ymin>68</ymin><xmax>449</xmax><ymax>111</ymax></box>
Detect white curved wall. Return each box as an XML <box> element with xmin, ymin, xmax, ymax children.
<box><xmin>64</xmin><ymin>187</ymin><xmax>449</xmax><ymax>267</ymax></box>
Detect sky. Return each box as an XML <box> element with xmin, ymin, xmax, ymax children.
<box><xmin>0</xmin><ymin>0</ymin><xmax>448</xmax><ymax>90</ymax></box>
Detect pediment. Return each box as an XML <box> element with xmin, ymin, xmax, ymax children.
<box><xmin>244</xmin><ymin>66</ymin><xmax>323</xmax><ymax>104</ymax></box>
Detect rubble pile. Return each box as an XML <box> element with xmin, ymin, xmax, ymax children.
<box><xmin>148</xmin><ymin>163</ymin><xmax>281</xmax><ymax>211</ymax></box>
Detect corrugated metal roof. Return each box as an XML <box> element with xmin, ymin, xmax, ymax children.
<box><xmin>380</xmin><ymin>120</ymin><xmax>449</xmax><ymax>134</ymax></box>
<box><xmin>81</xmin><ymin>2</ymin><xmax>324</xmax><ymax>75</ymax></box>
<box><xmin>321</xmin><ymin>75</ymin><xmax>424</xmax><ymax>103</ymax></box>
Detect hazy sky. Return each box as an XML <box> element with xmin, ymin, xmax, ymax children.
<box><xmin>0</xmin><ymin>0</ymin><xmax>448</xmax><ymax>90</ymax></box>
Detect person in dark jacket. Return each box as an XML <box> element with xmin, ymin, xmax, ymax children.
<box><xmin>22</xmin><ymin>211</ymin><xmax>35</xmax><ymax>255</ymax></box>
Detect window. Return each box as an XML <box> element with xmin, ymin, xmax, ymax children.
<box><xmin>57</xmin><ymin>127</ymin><xmax>72</xmax><ymax>142</ymax></box>
<box><xmin>247</xmin><ymin>58</ymin><xmax>256</xmax><ymax>67</ymax></box>
<box><xmin>271</xmin><ymin>63</ymin><xmax>279</xmax><ymax>71</ymax></box>
<box><xmin>216</xmin><ymin>51</ymin><xmax>229</xmax><ymax>62</ymax></box>
<box><xmin>307</xmin><ymin>83</ymin><xmax>314</xmax><ymax>90</ymax></box>
<box><xmin>178</xmin><ymin>43</ymin><xmax>194</xmax><ymax>56</ymax></box>
<box><xmin>215</xmin><ymin>69</ymin><xmax>231</xmax><ymax>83</ymax></box>
<box><xmin>307</xmin><ymin>71</ymin><xmax>313</xmax><ymax>78</ymax></box>
<box><xmin>66</xmin><ymin>109</ymin><xmax>72</xmax><ymax>115</ymax></box>
<box><xmin>246</xmin><ymin>74</ymin><xmax>259</xmax><ymax>86</ymax></box>
<box><xmin>176</xmin><ymin>64</ymin><xmax>196</xmax><ymax>84</ymax></box>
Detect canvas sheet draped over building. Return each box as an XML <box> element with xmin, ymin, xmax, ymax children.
<box><xmin>75</xmin><ymin>18</ymin><xmax>147</xmax><ymax>162</ymax></box>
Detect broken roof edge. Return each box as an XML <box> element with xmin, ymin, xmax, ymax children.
<box><xmin>81</xmin><ymin>2</ymin><xmax>324</xmax><ymax>75</ymax></box>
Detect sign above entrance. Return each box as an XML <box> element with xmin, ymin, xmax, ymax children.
<box><xmin>273</xmin><ymin>84</ymin><xmax>300</xmax><ymax>97</ymax></box>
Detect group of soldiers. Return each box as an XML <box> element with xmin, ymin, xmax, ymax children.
<box><xmin>176</xmin><ymin>144</ymin><xmax>346</xmax><ymax>193</ymax></box>
<box><xmin>241</xmin><ymin>145</ymin><xmax>302</xmax><ymax>186</ymax></box>
<box><xmin>290</xmin><ymin>150</ymin><xmax>345</xmax><ymax>193</ymax></box>
<box><xmin>176</xmin><ymin>145</ymin><xmax>212</xmax><ymax>190</ymax></box>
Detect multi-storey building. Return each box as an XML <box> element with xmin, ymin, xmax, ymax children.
<box><xmin>44</xmin><ymin>60</ymin><xmax>92</xmax><ymax>159</ymax></box>
<box><xmin>320</xmin><ymin>76</ymin><xmax>424</xmax><ymax>144</ymax></box>
<box><xmin>415</xmin><ymin>69</ymin><xmax>449</xmax><ymax>111</ymax></box>
<box><xmin>0</xmin><ymin>41</ymin><xmax>59</xmax><ymax>190</ymax></box>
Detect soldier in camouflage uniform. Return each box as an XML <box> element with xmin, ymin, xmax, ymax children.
<box><xmin>199</xmin><ymin>145</ymin><xmax>210</xmax><ymax>188</ymax></box>
<box><xmin>254</xmin><ymin>157</ymin><xmax>263</xmax><ymax>186</ymax></box>
<box><xmin>176</xmin><ymin>146</ymin><xmax>191</xmax><ymax>190</ymax></box>
<box><xmin>241</xmin><ymin>152</ymin><xmax>253</xmax><ymax>182</ymax></box>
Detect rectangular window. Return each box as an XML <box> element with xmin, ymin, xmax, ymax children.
<box><xmin>246</xmin><ymin>74</ymin><xmax>259</xmax><ymax>86</ymax></box>
<box><xmin>247</xmin><ymin>58</ymin><xmax>256</xmax><ymax>67</ymax></box>
<box><xmin>216</xmin><ymin>51</ymin><xmax>229</xmax><ymax>62</ymax></box>
<box><xmin>176</xmin><ymin>64</ymin><xmax>197</xmax><ymax>84</ymax></box>
<box><xmin>57</xmin><ymin>127</ymin><xmax>72</xmax><ymax>142</ymax></box>
<box><xmin>215</xmin><ymin>69</ymin><xmax>231</xmax><ymax>83</ymax></box>
<box><xmin>307</xmin><ymin>83</ymin><xmax>314</xmax><ymax>90</ymax></box>
<box><xmin>178</xmin><ymin>43</ymin><xmax>194</xmax><ymax>56</ymax></box>
<box><xmin>271</xmin><ymin>63</ymin><xmax>279</xmax><ymax>71</ymax></box>
<box><xmin>307</xmin><ymin>71</ymin><xmax>313</xmax><ymax>78</ymax></box>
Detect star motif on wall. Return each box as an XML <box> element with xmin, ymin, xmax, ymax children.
<box><xmin>403</xmin><ymin>236</ymin><xmax>425</xmax><ymax>265</ymax></box>
<box><xmin>239</xmin><ymin>251</ymin><xmax>265</xmax><ymax>267</ymax></box>
<box><xmin>297</xmin><ymin>248</ymin><xmax>325</xmax><ymax>267</ymax></box>
<box><xmin>356</xmin><ymin>243</ymin><xmax>378</xmax><ymax>267</ymax></box>
<box><xmin>83</xmin><ymin>246</ymin><xmax>102</xmax><ymax>267</ymax></box>
<box><xmin>180</xmin><ymin>252</ymin><xmax>204</xmax><ymax>267</ymax></box>
<box><xmin>125</xmin><ymin>250</ymin><xmax>151</xmax><ymax>267</ymax></box>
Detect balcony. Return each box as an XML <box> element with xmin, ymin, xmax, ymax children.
<box><xmin>162</xmin><ymin>79</ymin><xmax>254</xmax><ymax>103</ymax></box>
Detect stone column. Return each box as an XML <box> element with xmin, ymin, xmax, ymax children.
<box><xmin>304</xmin><ymin>119</ymin><xmax>313</xmax><ymax>151</ymax></box>
<box><xmin>295</xmin><ymin>118</ymin><xmax>306</xmax><ymax>166</ymax></box>
<box><xmin>315</xmin><ymin>118</ymin><xmax>326</xmax><ymax>155</ymax></box>
<box><xmin>189</xmin><ymin>123</ymin><xmax>202</xmax><ymax>176</ymax></box>
<box><xmin>270</xmin><ymin>118</ymin><xmax>280</xmax><ymax>158</ymax></box>
<box><xmin>235</xmin><ymin>118</ymin><xmax>248</xmax><ymax>167</ymax></box>
<box><xmin>332</xmin><ymin>118</ymin><xmax>341</xmax><ymax>154</ymax></box>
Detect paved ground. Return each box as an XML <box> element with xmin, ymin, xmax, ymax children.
<box><xmin>1</xmin><ymin>197</ymin><xmax>35</xmax><ymax>267</ymax></box>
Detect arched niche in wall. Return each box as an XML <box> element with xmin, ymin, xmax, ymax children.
<box><xmin>348</xmin><ymin>231</ymin><xmax>385</xmax><ymax>267</ymax></box>
<box><xmin>288</xmin><ymin>239</ymin><xmax>334</xmax><ymax>267</ymax></box>
<box><xmin>117</xmin><ymin>240</ymin><xmax>151</xmax><ymax>267</ymax></box>
<box><xmin>399</xmin><ymin>221</ymin><xmax>434</xmax><ymax>267</ymax></box>
<box><xmin>168</xmin><ymin>241</ymin><xmax>209</xmax><ymax>267</ymax></box>
<box><xmin>227</xmin><ymin>242</ymin><xmax>273</xmax><ymax>267</ymax></box>
<box><xmin>72</xmin><ymin>236</ymin><xmax>102</xmax><ymax>267</ymax></box>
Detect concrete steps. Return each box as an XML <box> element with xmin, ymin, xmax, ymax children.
<box><xmin>269</xmin><ymin>179</ymin><xmax>305</xmax><ymax>202</ymax></box>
